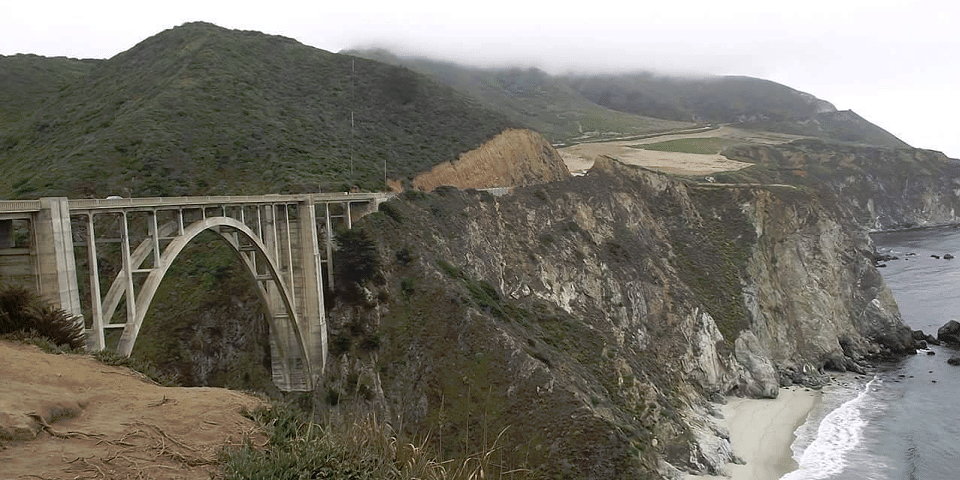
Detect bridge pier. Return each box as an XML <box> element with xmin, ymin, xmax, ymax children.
<box><xmin>34</xmin><ymin>198</ymin><xmax>83</xmax><ymax>320</ymax></box>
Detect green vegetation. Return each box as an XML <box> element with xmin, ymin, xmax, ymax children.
<box><xmin>0</xmin><ymin>22</ymin><xmax>514</xmax><ymax>198</ymax></box>
<box><xmin>336</xmin><ymin>229</ymin><xmax>380</xmax><ymax>286</ymax></box>
<box><xmin>221</xmin><ymin>402</ymin><xmax>536</xmax><ymax>480</ymax></box>
<box><xmin>128</xmin><ymin>231</ymin><xmax>276</xmax><ymax>392</ymax></box>
<box><xmin>347</xmin><ymin>49</ymin><xmax>691</xmax><ymax>143</ymax></box>
<box><xmin>718</xmin><ymin>139</ymin><xmax>948</xmax><ymax>193</ymax></box>
<box><xmin>0</xmin><ymin>284</ymin><xmax>84</xmax><ymax>349</ymax></box>
<box><xmin>663</xmin><ymin>188</ymin><xmax>757</xmax><ymax>342</ymax></box>
<box><xmin>0</xmin><ymin>54</ymin><xmax>95</xmax><ymax>127</ymax></box>
<box><xmin>562</xmin><ymin>71</ymin><xmax>908</xmax><ymax>148</ymax></box>
<box><xmin>634</xmin><ymin>137</ymin><xmax>743</xmax><ymax>154</ymax></box>
<box><xmin>92</xmin><ymin>349</ymin><xmax>181</xmax><ymax>386</ymax></box>
<box><xmin>350</xmin><ymin>49</ymin><xmax>908</xmax><ymax>148</ymax></box>
<box><xmin>564</xmin><ymin>72</ymin><xmax>832</xmax><ymax>123</ymax></box>
<box><xmin>437</xmin><ymin>260</ymin><xmax>517</xmax><ymax>319</ymax></box>
<box><xmin>737</xmin><ymin>110</ymin><xmax>910</xmax><ymax>149</ymax></box>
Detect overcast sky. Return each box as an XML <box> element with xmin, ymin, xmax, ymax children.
<box><xmin>3</xmin><ymin>0</ymin><xmax>958</xmax><ymax>157</ymax></box>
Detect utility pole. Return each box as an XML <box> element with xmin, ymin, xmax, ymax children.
<box><xmin>350</xmin><ymin>59</ymin><xmax>355</xmax><ymax>178</ymax></box>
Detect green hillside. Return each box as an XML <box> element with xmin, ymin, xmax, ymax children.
<box><xmin>562</xmin><ymin>72</ymin><xmax>910</xmax><ymax>148</ymax></box>
<box><xmin>0</xmin><ymin>54</ymin><xmax>95</xmax><ymax>127</ymax></box>
<box><xmin>0</xmin><ymin>23</ymin><xmax>515</xmax><ymax>199</ymax></box>
<box><xmin>347</xmin><ymin>49</ymin><xmax>692</xmax><ymax>142</ymax></box>
<box><xmin>345</xmin><ymin>50</ymin><xmax>908</xmax><ymax>149</ymax></box>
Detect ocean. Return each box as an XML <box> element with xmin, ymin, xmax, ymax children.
<box><xmin>782</xmin><ymin>225</ymin><xmax>960</xmax><ymax>480</ymax></box>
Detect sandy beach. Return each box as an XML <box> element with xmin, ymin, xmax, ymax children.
<box><xmin>687</xmin><ymin>386</ymin><xmax>821</xmax><ymax>480</ymax></box>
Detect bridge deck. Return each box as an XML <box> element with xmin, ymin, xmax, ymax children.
<box><xmin>0</xmin><ymin>193</ymin><xmax>387</xmax><ymax>215</ymax></box>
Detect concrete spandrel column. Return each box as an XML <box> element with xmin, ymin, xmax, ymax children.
<box><xmin>297</xmin><ymin>200</ymin><xmax>326</xmax><ymax>379</ymax></box>
<box><xmin>34</xmin><ymin>198</ymin><xmax>83</xmax><ymax>317</ymax></box>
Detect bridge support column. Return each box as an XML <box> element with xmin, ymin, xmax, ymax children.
<box><xmin>34</xmin><ymin>198</ymin><xmax>82</xmax><ymax>320</ymax></box>
<box><xmin>297</xmin><ymin>200</ymin><xmax>326</xmax><ymax>386</ymax></box>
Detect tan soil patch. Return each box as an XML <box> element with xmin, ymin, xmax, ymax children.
<box><xmin>412</xmin><ymin>129</ymin><xmax>570</xmax><ymax>191</ymax></box>
<box><xmin>559</xmin><ymin>126</ymin><xmax>804</xmax><ymax>176</ymax></box>
<box><xmin>0</xmin><ymin>341</ymin><xmax>267</xmax><ymax>479</ymax></box>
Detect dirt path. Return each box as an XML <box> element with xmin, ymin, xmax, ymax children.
<box><xmin>0</xmin><ymin>341</ymin><xmax>267</xmax><ymax>479</ymax></box>
<box><xmin>559</xmin><ymin>126</ymin><xmax>802</xmax><ymax>176</ymax></box>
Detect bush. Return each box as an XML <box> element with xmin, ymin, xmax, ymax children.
<box><xmin>93</xmin><ymin>349</ymin><xmax>180</xmax><ymax>386</ymax></box>
<box><xmin>335</xmin><ymin>229</ymin><xmax>379</xmax><ymax>285</ymax></box>
<box><xmin>0</xmin><ymin>284</ymin><xmax>84</xmax><ymax>349</ymax></box>
<box><xmin>219</xmin><ymin>402</ymin><xmax>538</xmax><ymax>480</ymax></box>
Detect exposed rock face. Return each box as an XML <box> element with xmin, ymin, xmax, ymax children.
<box><xmin>324</xmin><ymin>158</ymin><xmax>914</xmax><ymax>478</ymax></box>
<box><xmin>724</xmin><ymin>140</ymin><xmax>960</xmax><ymax>231</ymax></box>
<box><xmin>411</xmin><ymin>128</ymin><xmax>571</xmax><ymax>191</ymax></box>
<box><xmin>937</xmin><ymin>320</ymin><xmax>960</xmax><ymax>346</ymax></box>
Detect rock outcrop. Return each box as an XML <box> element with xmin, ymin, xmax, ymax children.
<box><xmin>937</xmin><ymin>320</ymin><xmax>960</xmax><ymax>346</ymax></box>
<box><xmin>723</xmin><ymin>139</ymin><xmax>960</xmax><ymax>231</ymax></box>
<box><xmin>323</xmin><ymin>158</ymin><xmax>914</xmax><ymax>478</ymax></box>
<box><xmin>411</xmin><ymin>128</ymin><xmax>570</xmax><ymax>191</ymax></box>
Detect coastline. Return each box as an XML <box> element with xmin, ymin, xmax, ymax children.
<box><xmin>686</xmin><ymin>386</ymin><xmax>821</xmax><ymax>480</ymax></box>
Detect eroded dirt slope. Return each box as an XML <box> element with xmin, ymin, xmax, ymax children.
<box><xmin>412</xmin><ymin>128</ymin><xmax>570</xmax><ymax>191</ymax></box>
<box><xmin>0</xmin><ymin>341</ymin><xmax>266</xmax><ymax>479</ymax></box>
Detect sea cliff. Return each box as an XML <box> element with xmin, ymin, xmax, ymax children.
<box><xmin>323</xmin><ymin>156</ymin><xmax>917</xmax><ymax>478</ymax></box>
<box><xmin>723</xmin><ymin>139</ymin><xmax>960</xmax><ymax>231</ymax></box>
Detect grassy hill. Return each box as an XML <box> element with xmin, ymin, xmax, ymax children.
<box><xmin>0</xmin><ymin>23</ymin><xmax>515</xmax><ymax>199</ymax></box>
<box><xmin>344</xmin><ymin>50</ymin><xmax>908</xmax><ymax>149</ymax></box>
<box><xmin>346</xmin><ymin>49</ymin><xmax>692</xmax><ymax>143</ymax></box>
<box><xmin>0</xmin><ymin>54</ymin><xmax>95</xmax><ymax>128</ymax></box>
<box><xmin>562</xmin><ymin>72</ymin><xmax>910</xmax><ymax>148</ymax></box>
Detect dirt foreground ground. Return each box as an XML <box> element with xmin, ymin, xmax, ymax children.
<box><xmin>0</xmin><ymin>341</ymin><xmax>267</xmax><ymax>479</ymax></box>
<box><xmin>559</xmin><ymin>126</ymin><xmax>802</xmax><ymax>176</ymax></box>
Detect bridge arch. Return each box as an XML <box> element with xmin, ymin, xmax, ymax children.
<box><xmin>110</xmin><ymin>216</ymin><xmax>313</xmax><ymax>384</ymax></box>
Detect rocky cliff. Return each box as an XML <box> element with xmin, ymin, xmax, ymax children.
<box><xmin>322</xmin><ymin>158</ymin><xmax>915</xmax><ymax>478</ymax></box>
<box><xmin>723</xmin><ymin>139</ymin><xmax>960</xmax><ymax>231</ymax></box>
<box><xmin>411</xmin><ymin>129</ymin><xmax>571</xmax><ymax>192</ymax></box>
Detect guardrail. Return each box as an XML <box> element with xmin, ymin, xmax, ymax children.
<box><xmin>69</xmin><ymin>193</ymin><xmax>388</xmax><ymax>211</ymax></box>
<box><xmin>0</xmin><ymin>200</ymin><xmax>42</xmax><ymax>213</ymax></box>
<box><xmin>0</xmin><ymin>193</ymin><xmax>390</xmax><ymax>215</ymax></box>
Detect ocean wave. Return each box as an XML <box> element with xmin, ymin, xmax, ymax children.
<box><xmin>780</xmin><ymin>376</ymin><xmax>878</xmax><ymax>480</ymax></box>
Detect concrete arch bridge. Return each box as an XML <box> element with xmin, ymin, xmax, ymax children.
<box><xmin>0</xmin><ymin>193</ymin><xmax>389</xmax><ymax>391</ymax></box>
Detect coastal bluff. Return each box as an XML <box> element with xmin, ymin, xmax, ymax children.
<box><xmin>321</xmin><ymin>155</ymin><xmax>921</xmax><ymax>478</ymax></box>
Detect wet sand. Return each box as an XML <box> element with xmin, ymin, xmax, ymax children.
<box><xmin>686</xmin><ymin>386</ymin><xmax>821</xmax><ymax>480</ymax></box>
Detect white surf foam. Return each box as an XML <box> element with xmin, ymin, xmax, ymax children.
<box><xmin>780</xmin><ymin>376</ymin><xmax>878</xmax><ymax>480</ymax></box>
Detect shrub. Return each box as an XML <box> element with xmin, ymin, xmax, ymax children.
<box><xmin>0</xmin><ymin>284</ymin><xmax>84</xmax><ymax>349</ymax></box>
<box><xmin>334</xmin><ymin>229</ymin><xmax>379</xmax><ymax>286</ymax></box>
<box><xmin>93</xmin><ymin>349</ymin><xmax>180</xmax><ymax>386</ymax></box>
<box><xmin>220</xmin><ymin>402</ymin><xmax>538</xmax><ymax>480</ymax></box>
<box><xmin>378</xmin><ymin>201</ymin><xmax>404</xmax><ymax>223</ymax></box>
<box><xmin>395</xmin><ymin>246</ymin><xmax>415</xmax><ymax>266</ymax></box>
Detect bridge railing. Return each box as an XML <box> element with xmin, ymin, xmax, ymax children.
<box><xmin>68</xmin><ymin>193</ymin><xmax>387</xmax><ymax>211</ymax></box>
<box><xmin>0</xmin><ymin>200</ymin><xmax>42</xmax><ymax>212</ymax></box>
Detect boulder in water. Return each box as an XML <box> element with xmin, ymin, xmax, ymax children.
<box><xmin>937</xmin><ymin>320</ymin><xmax>960</xmax><ymax>346</ymax></box>
<box><xmin>944</xmin><ymin>254</ymin><xmax>955</xmax><ymax>260</ymax></box>
<box><xmin>948</xmin><ymin>356</ymin><xmax>960</xmax><ymax>366</ymax></box>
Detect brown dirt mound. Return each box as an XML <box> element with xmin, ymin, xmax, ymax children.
<box><xmin>412</xmin><ymin>128</ymin><xmax>570</xmax><ymax>191</ymax></box>
<box><xmin>0</xmin><ymin>341</ymin><xmax>266</xmax><ymax>479</ymax></box>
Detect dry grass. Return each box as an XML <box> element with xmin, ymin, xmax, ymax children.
<box><xmin>220</xmin><ymin>402</ymin><xmax>537</xmax><ymax>480</ymax></box>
